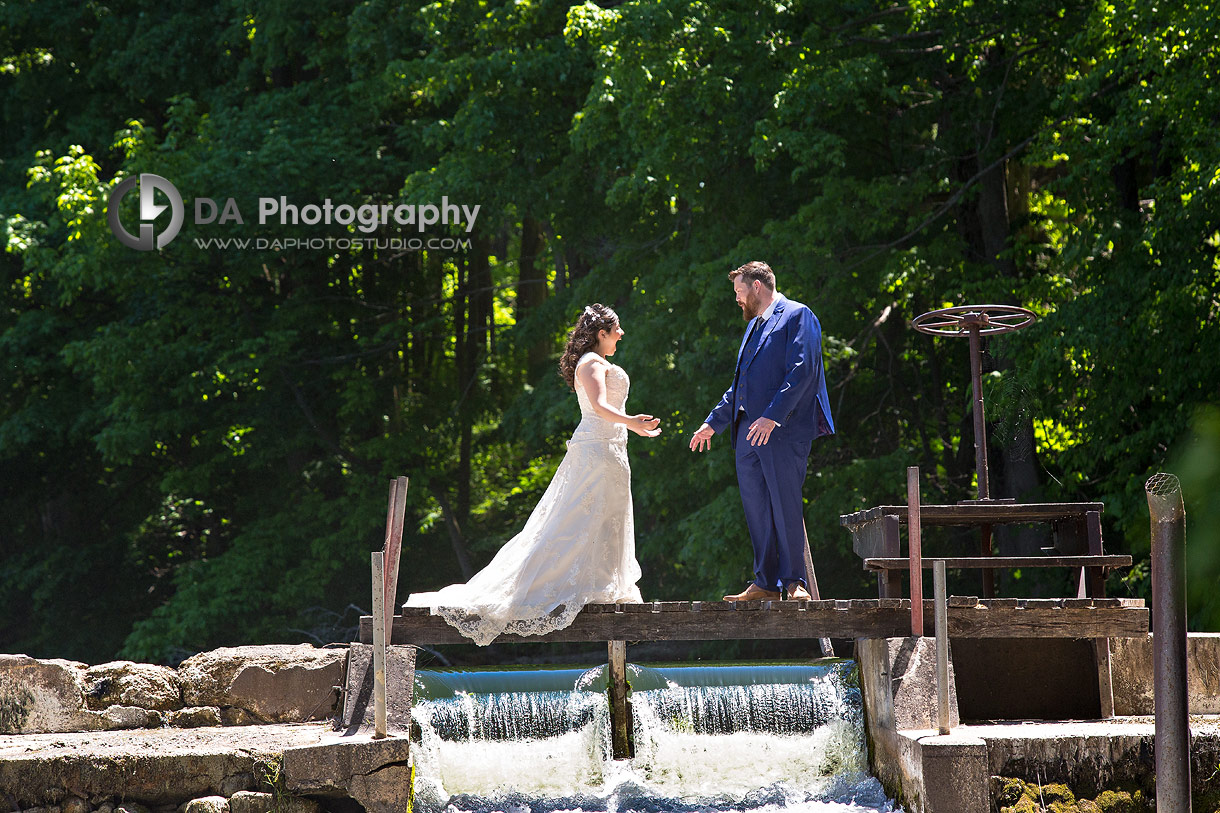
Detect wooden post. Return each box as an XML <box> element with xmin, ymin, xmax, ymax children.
<box><xmin>383</xmin><ymin>476</ymin><xmax>409</xmax><ymax>641</ymax></box>
<box><xmin>801</xmin><ymin>519</ymin><xmax>835</xmax><ymax>658</ymax></box>
<box><xmin>607</xmin><ymin>640</ymin><xmax>633</xmax><ymax>759</ymax></box>
<box><xmin>882</xmin><ymin>515</ymin><xmax>904</xmax><ymax>599</ymax></box>
<box><xmin>980</xmin><ymin>524</ymin><xmax>996</xmax><ymax>598</ymax></box>
<box><xmin>371</xmin><ymin>551</ymin><xmax>388</xmax><ymax>739</ymax></box>
<box><xmin>907</xmin><ymin>467</ymin><xmax>924</xmax><ymax>637</ymax></box>
<box><xmin>934</xmin><ymin>560</ymin><xmax>951</xmax><ymax>735</ymax></box>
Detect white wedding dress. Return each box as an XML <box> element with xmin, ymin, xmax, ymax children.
<box><xmin>405</xmin><ymin>351</ymin><xmax>643</xmax><ymax>644</ymax></box>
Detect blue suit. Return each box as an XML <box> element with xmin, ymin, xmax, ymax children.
<box><xmin>704</xmin><ymin>294</ymin><xmax>835</xmax><ymax>592</ymax></box>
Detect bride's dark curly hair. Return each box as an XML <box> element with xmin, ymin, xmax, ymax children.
<box><xmin>558</xmin><ymin>304</ymin><xmax>619</xmax><ymax>390</ymax></box>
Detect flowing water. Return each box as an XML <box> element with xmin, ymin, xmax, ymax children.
<box><xmin>409</xmin><ymin>661</ymin><xmax>901</xmax><ymax>813</ymax></box>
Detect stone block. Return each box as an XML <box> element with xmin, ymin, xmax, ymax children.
<box><xmin>340</xmin><ymin>645</ymin><xmax>415</xmax><ymax>734</ymax></box>
<box><xmin>178</xmin><ymin>646</ymin><xmax>345</xmax><ymax>723</ymax></box>
<box><xmin>348</xmin><ymin>762</ymin><xmax>414</xmax><ymax>813</ymax></box>
<box><xmin>168</xmin><ymin>707</ymin><xmax>223</xmax><ymax>728</ymax></box>
<box><xmin>280</xmin><ymin>734</ymin><xmax>413</xmax><ymax>799</ymax></box>
<box><xmin>0</xmin><ymin>655</ymin><xmax>93</xmax><ymax>734</ymax></box>
<box><xmin>99</xmin><ymin>705</ymin><xmax>161</xmax><ymax>730</ymax></box>
<box><xmin>869</xmin><ymin>637</ymin><xmax>959</xmax><ymax>731</ymax></box>
<box><xmin>177</xmin><ymin>798</ymin><xmax>229</xmax><ymax>813</ymax></box>
<box><xmin>226</xmin><ymin>792</ymin><xmax>273</xmax><ymax>813</ymax></box>
<box><xmin>228</xmin><ymin>791</ymin><xmax>318</xmax><ymax>813</ymax></box>
<box><xmin>84</xmin><ymin>662</ymin><xmax>182</xmax><ymax>712</ymax></box>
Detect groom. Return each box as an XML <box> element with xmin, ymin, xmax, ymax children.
<box><xmin>689</xmin><ymin>261</ymin><xmax>835</xmax><ymax>601</ymax></box>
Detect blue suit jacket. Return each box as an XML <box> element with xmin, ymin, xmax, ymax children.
<box><xmin>704</xmin><ymin>295</ymin><xmax>835</xmax><ymax>446</ymax></box>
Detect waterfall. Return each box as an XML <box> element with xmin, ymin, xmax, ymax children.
<box><xmin>409</xmin><ymin>661</ymin><xmax>899</xmax><ymax>813</ymax></box>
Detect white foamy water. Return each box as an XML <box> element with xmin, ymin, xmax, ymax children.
<box><xmin>409</xmin><ymin>664</ymin><xmax>901</xmax><ymax>813</ymax></box>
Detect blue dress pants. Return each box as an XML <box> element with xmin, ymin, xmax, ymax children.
<box><xmin>734</xmin><ymin>415</ymin><xmax>812</xmax><ymax>592</ymax></box>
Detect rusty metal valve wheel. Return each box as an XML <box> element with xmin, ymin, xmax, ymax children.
<box><xmin>911</xmin><ymin>304</ymin><xmax>1036</xmax><ymax>337</ymax></box>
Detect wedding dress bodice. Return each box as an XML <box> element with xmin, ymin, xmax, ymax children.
<box><xmin>572</xmin><ymin>352</ymin><xmax>629</xmax><ymax>443</ymax></box>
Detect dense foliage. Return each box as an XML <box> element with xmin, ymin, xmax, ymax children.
<box><xmin>2</xmin><ymin>0</ymin><xmax>1217</xmax><ymax>663</ymax></box>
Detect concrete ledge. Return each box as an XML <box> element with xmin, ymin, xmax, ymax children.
<box><xmin>1112</xmin><ymin>633</ymin><xmax>1220</xmax><ymax>715</ymax></box>
<box><xmin>0</xmin><ymin>723</ymin><xmax>331</xmax><ymax>807</ymax></box>
<box><xmin>0</xmin><ymin>722</ymin><xmax>417</xmax><ymax>811</ymax></box>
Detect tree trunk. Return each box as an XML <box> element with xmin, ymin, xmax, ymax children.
<box><xmin>517</xmin><ymin>216</ymin><xmax>550</xmax><ymax>379</ymax></box>
<box><xmin>454</xmin><ymin>252</ymin><xmax>471</xmax><ymax>524</ymax></box>
<box><xmin>430</xmin><ymin>485</ymin><xmax>475</xmax><ymax>580</ymax></box>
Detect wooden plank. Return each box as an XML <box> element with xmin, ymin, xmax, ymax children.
<box><xmin>945</xmin><ymin>607</ymin><xmax>1148</xmax><ymax>638</ymax></box>
<box><xmin>864</xmin><ymin>555</ymin><xmax>1132</xmax><ymax>571</ymax></box>
<box><xmin>1009</xmin><ymin>598</ymin><xmax>1064</xmax><ymax>609</ymax></box>
<box><xmin>691</xmin><ymin>601</ymin><xmax>735</xmax><ymax>612</ymax></box>
<box><xmin>882</xmin><ymin>515</ymin><xmax>903</xmax><ymax>598</ymax></box>
<box><xmin>1086</xmin><ymin>510</ymin><xmax>1106</xmax><ymax>597</ymax></box>
<box><xmin>841</xmin><ymin>502</ymin><xmax>1106</xmax><ymax>528</ymax></box>
<box><xmin>363</xmin><ymin>602</ymin><xmax>1150</xmax><ymax>644</ymax></box>
<box><xmin>371</xmin><ymin>606</ymin><xmax>912</xmax><ymax>643</ymax></box>
<box><xmin>850</xmin><ymin>517</ymin><xmax>889</xmax><ymax>560</ymax></box>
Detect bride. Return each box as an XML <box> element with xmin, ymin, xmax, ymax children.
<box><xmin>405</xmin><ymin>304</ymin><xmax>662</xmax><ymax>645</ymax></box>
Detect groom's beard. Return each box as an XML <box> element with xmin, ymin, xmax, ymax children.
<box><xmin>740</xmin><ymin>290</ymin><xmax>763</xmax><ymax>321</ymax></box>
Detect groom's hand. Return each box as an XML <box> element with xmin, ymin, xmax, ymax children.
<box><xmin>746</xmin><ymin>417</ymin><xmax>777</xmax><ymax>446</ymax></box>
<box><xmin>689</xmin><ymin>423</ymin><xmax>714</xmax><ymax>452</ymax></box>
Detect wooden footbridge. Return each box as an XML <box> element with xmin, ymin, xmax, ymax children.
<box><xmin>354</xmin><ymin>477</ymin><xmax>1148</xmax><ymax>758</ymax></box>
<box><xmin>360</xmin><ymin>595</ymin><xmax>1148</xmax><ymax>646</ymax></box>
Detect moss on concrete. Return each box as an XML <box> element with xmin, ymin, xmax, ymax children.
<box><xmin>994</xmin><ymin>778</ymin><xmax>1147</xmax><ymax>813</ymax></box>
<box><xmin>1093</xmin><ymin>789</ymin><xmax>1139</xmax><ymax>812</ymax></box>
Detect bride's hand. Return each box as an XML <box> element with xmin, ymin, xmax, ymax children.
<box><xmin>629</xmin><ymin>414</ymin><xmax>662</xmax><ymax>438</ymax></box>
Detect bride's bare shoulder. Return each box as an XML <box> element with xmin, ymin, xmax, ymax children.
<box><xmin>576</xmin><ymin>352</ymin><xmax>608</xmax><ymax>372</ymax></box>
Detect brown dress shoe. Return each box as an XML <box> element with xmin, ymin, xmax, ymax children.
<box><xmin>723</xmin><ymin>583</ymin><xmax>782</xmax><ymax>601</ymax></box>
<box><xmin>785</xmin><ymin>584</ymin><xmax>813</xmax><ymax>601</ymax></box>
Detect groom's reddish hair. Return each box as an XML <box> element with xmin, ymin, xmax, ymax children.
<box><xmin>729</xmin><ymin>261</ymin><xmax>775</xmax><ymax>291</ymax></box>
